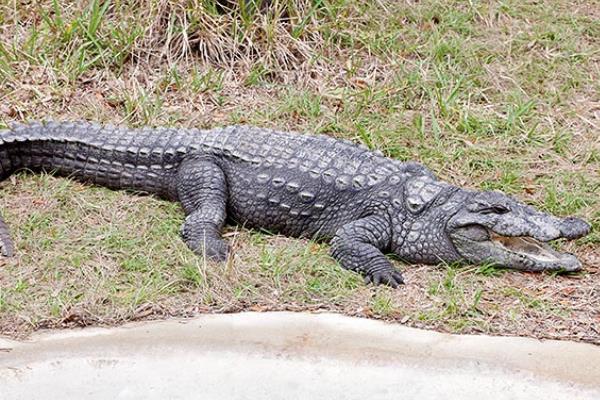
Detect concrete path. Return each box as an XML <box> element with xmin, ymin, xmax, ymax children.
<box><xmin>1</xmin><ymin>312</ymin><xmax>599</xmax><ymax>399</ymax></box>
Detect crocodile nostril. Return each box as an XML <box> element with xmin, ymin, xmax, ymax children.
<box><xmin>560</xmin><ymin>217</ymin><xmax>591</xmax><ymax>239</ymax></box>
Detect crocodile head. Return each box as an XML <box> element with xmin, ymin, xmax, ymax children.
<box><xmin>447</xmin><ymin>191</ymin><xmax>590</xmax><ymax>271</ymax></box>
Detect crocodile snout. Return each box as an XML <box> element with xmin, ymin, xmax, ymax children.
<box><xmin>559</xmin><ymin>217</ymin><xmax>591</xmax><ymax>240</ymax></box>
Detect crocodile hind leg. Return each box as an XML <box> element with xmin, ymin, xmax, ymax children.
<box><xmin>177</xmin><ymin>156</ymin><xmax>230</xmax><ymax>261</ymax></box>
<box><xmin>0</xmin><ymin>215</ymin><xmax>14</xmax><ymax>257</ymax></box>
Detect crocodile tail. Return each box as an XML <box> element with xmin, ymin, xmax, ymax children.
<box><xmin>0</xmin><ymin>122</ymin><xmax>39</xmax><ymax>180</ymax></box>
<box><xmin>0</xmin><ymin>215</ymin><xmax>14</xmax><ymax>257</ymax></box>
<box><xmin>0</xmin><ymin>121</ymin><xmax>58</xmax><ymax>181</ymax></box>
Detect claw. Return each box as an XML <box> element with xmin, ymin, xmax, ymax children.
<box><xmin>386</xmin><ymin>276</ymin><xmax>399</xmax><ymax>289</ymax></box>
<box><xmin>392</xmin><ymin>271</ymin><xmax>405</xmax><ymax>285</ymax></box>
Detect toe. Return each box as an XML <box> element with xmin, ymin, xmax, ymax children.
<box><xmin>385</xmin><ymin>276</ymin><xmax>399</xmax><ymax>289</ymax></box>
<box><xmin>373</xmin><ymin>274</ymin><xmax>382</xmax><ymax>286</ymax></box>
<box><xmin>195</xmin><ymin>239</ymin><xmax>230</xmax><ymax>262</ymax></box>
<box><xmin>381</xmin><ymin>273</ymin><xmax>399</xmax><ymax>288</ymax></box>
<box><xmin>392</xmin><ymin>271</ymin><xmax>405</xmax><ymax>285</ymax></box>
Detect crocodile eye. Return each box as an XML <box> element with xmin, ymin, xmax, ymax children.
<box><xmin>480</xmin><ymin>205</ymin><xmax>510</xmax><ymax>215</ymax></box>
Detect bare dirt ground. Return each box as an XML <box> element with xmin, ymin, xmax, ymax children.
<box><xmin>0</xmin><ymin>0</ymin><xmax>598</xmax><ymax>343</ymax></box>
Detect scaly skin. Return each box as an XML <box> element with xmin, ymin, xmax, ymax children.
<box><xmin>0</xmin><ymin>121</ymin><xmax>591</xmax><ymax>287</ymax></box>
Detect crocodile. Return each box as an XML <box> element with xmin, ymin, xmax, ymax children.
<box><xmin>0</xmin><ymin>121</ymin><xmax>591</xmax><ymax>287</ymax></box>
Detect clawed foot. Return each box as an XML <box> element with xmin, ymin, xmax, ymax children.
<box><xmin>364</xmin><ymin>269</ymin><xmax>405</xmax><ymax>288</ymax></box>
<box><xmin>191</xmin><ymin>238</ymin><xmax>230</xmax><ymax>262</ymax></box>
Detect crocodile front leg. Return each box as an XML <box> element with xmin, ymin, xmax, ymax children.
<box><xmin>0</xmin><ymin>215</ymin><xmax>14</xmax><ymax>257</ymax></box>
<box><xmin>330</xmin><ymin>214</ymin><xmax>404</xmax><ymax>288</ymax></box>
<box><xmin>177</xmin><ymin>156</ymin><xmax>230</xmax><ymax>261</ymax></box>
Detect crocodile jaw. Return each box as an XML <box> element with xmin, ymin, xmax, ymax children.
<box><xmin>449</xmin><ymin>225</ymin><xmax>582</xmax><ymax>272</ymax></box>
